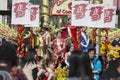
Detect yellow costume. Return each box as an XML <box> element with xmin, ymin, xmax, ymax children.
<box><xmin>100</xmin><ymin>42</ymin><xmax>112</xmax><ymax>55</ymax></box>
<box><xmin>107</xmin><ymin>50</ymin><xmax>120</xmax><ymax>59</ymax></box>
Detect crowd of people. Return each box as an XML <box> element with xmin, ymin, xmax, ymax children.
<box><xmin>0</xmin><ymin>39</ymin><xmax>120</xmax><ymax>80</ymax></box>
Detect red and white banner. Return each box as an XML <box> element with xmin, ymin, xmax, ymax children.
<box><xmin>72</xmin><ymin>1</ymin><xmax>116</xmax><ymax>28</ymax></box>
<box><xmin>50</xmin><ymin>0</ymin><xmax>72</xmax><ymax>16</ymax></box>
<box><xmin>88</xmin><ymin>4</ymin><xmax>104</xmax><ymax>28</ymax></box>
<box><xmin>25</xmin><ymin>5</ymin><xmax>39</xmax><ymax>27</ymax></box>
<box><xmin>104</xmin><ymin>6</ymin><xmax>116</xmax><ymax>28</ymax></box>
<box><xmin>11</xmin><ymin>0</ymin><xmax>30</xmax><ymax>25</ymax></box>
<box><xmin>71</xmin><ymin>1</ymin><xmax>89</xmax><ymax>26</ymax></box>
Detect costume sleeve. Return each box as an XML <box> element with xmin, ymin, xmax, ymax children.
<box><xmin>37</xmin><ymin>69</ymin><xmax>45</xmax><ymax>77</ymax></box>
<box><xmin>52</xmin><ymin>39</ymin><xmax>56</xmax><ymax>45</ymax></box>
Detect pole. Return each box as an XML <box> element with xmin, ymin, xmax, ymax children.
<box><xmin>93</xmin><ymin>0</ymin><xmax>102</xmax><ymax>56</ymax></box>
<box><xmin>41</xmin><ymin>0</ymin><xmax>50</xmax><ymax>26</ymax></box>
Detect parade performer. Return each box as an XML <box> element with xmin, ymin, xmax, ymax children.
<box><xmin>51</xmin><ymin>31</ymin><xmax>66</xmax><ymax>64</ymax></box>
<box><xmin>80</xmin><ymin>27</ymin><xmax>89</xmax><ymax>52</ymax></box>
<box><xmin>42</xmin><ymin>25</ymin><xmax>51</xmax><ymax>46</ymax></box>
<box><xmin>61</xmin><ymin>16</ymin><xmax>79</xmax><ymax>50</ymax></box>
<box><xmin>38</xmin><ymin>25</ymin><xmax>51</xmax><ymax>57</ymax></box>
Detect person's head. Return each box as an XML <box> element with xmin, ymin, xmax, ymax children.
<box><xmin>101</xmin><ymin>36</ymin><xmax>105</xmax><ymax>43</ymax></box>
<box><xmin>56</xmin><ymin>30</ymin><xmax>62</xmax><ymax>38</ymax></box>
<box><xmin>67</xmin><ymin>44</ymin><xmax>74</xmax><ymax>52</ymax></box>
<box><xmin>82</xmin><ymin>27</ymin><xmax>87</xmax><ymax>32</ymax></box>
<box><xmin>69</xmin><ymin>50</ymin><xmax>93</xmax><ymax>79</ymax></box>
<box><xmin>0</xmin><ymin>40</ymin><xmax>17</xmax><ymax>67</ymax></box>
<box><xmin>41</xmin><ymin>25</ymin><xmax>48</xmax><ymax>32</ymax></box>
<box><xmin>88</xmin><ymin>48</ymin><xmax>96</xmax><ymax>59</ymax></box>
<box><xmin>46</xmin><ymin>60</ymin><xmax>55</xmax><ymax>70</ymax></box>
<box><xmin>25</xmin><ymin>44</ymin><xmax>32</xmax><ymax>53</ymax></box>
<box><xmin>107</xmin><ymin>55</ymin><xmax>115</xmax><ymax>62</ymax></box>
<box><xmin>36</xmin><ymin>56</ymin><xmax>44</xmax><ymax>66</ymax></box>
<box><xmin>22</xmin><ymin>49</ymin><xmax>36</xmax><ymax>67</ymax></box>
<box><xmin>107</xmin><ymin>52</ymin><xmax>120</xmax><ymax>62</ymax></box>
<box><xmin>69</xmin><ymin>45</ymin><xmax>74</xmax><ymax>52</ymax></box>
<box><xmin>68</xmin><ymin>17</ymin><xmax>71</xmax><ymax>24</ymax></box>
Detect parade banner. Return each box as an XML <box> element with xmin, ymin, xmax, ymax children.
<box><xmin>50</xmin><ymin>0</ymin><xmax>72</xmax><ymax>16</ymax></box>
<box><xmin>71</xmin><ymin>1</ymin><xmax>89</xmax><ymax>26</ymax></box>
<box><xmin>72</xmin><ymin>1</ymin><xmax>116</xmax><ymax>28</ymax></box>
<box><xmin>103</xmin><ymin>6</ymin><xmax>116</xmax><ymax>28</ymax></box>
<box><xmin>88</xmin><ymin>4</ymin><xmax>104</xmax><ymax>28</ymax></box>
<box><xmin>11</xmin><ymin>0</ymin><xmax>30</xmax><ymax>25</ymax></box>
<box><xmin>25</xmin><ymin>5</ymin><xmax>39</xmax><ymax>27</ymax></box>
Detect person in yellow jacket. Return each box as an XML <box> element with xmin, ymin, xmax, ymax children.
<box><xmin>100</xmin><ymin>38</ymin><xmax>112</xmax><ymax>55</ymax></box>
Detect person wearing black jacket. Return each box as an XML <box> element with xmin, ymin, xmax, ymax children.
<box><xmin>100</xmin><ymin>58</ymin><xmax>120</xmax><ymax>80</ymax></box>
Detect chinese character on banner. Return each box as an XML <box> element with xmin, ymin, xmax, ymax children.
<box><xmin>14</xmin><ymin>2</ymin><xmax>28</xmax><ymax>18</ymax></box>
<box><xmin>90</xmin><ymin>6</ymin><xmax>103</xmax><ymax>21</ymax></box>
<box><xmin>73</xmin><ymin>4</ymin><xmax>88</xmax><ymax>19</ymax></box>
<box><xmin>71</xmin><ymin>1</ymin><xmax>116</xmax><ymax>28</ymax></box>
<box><xmin>30</xmin><ymin>6</ymin><xmax>38</xmax><ymax>21</ymax></box>
<box><xmin>25</xmin><ymin>5</ymin><xmax>39</xmax><ymax>27</ymax></box>
<box><xmin>104</xmin><ymin>7</ymin><xmax>116</xmax><ymax>28</ymax></box>
<box><xmin>88</xmin><ymin>4</ymin><xmax>104</xmax><ymax>28</ymax></box>
<box><xmin>72</xmin><ymin>1</ymin><xmax>89</xmax><ymax>26</ymax></box>
<box><xmin>12</xmin><ymin>0</ymin><xmax>30</xmax><ymax>25</ymax></box>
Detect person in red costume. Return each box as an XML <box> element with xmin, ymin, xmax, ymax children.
<box><xmin>51</xmin><ymin>31</ymin><xmax>66</xmax><ymax>64</ymax></box>
<box><xmin>61</xmin><ymin>17</ymin><xmax>80</xmax><ymax>50</ymax></box>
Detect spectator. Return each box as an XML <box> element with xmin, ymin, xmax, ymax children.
<box><xmin>22</xmin><ymin>49</ymin><xmax>37</xmax><ymax>80</ymax></box>
<box><xmin>111</xmin><ymin>38</ymin><xmax>120</xmax><ymax>47</ymax></box>
<box><xmin>88</xmin><ymin>48</ymin><xmax>102</xmax><ymax>80</ymax></box>
<box><xmin>100</xmin><ymin>58</ymin><xmax>120</xmax><ymax>80</ymax></box>
<box><xmin>32</xmin><ymin>56</ymin><xmax>45</xmax><ymax>80</ymax></box>
<box><xmin>44</xmin><ymin>60</ymin><xmax>55</xmax><ymax>80</ymax></box>
<box><xmin>67</xmin><ymin>50</ymin><xmax>93</xmax><ymax>80</ymax></box>
<box><xmin>0</xmin><ymin>40</ymin><xmax>27</xmax><ymax>80</ymax></box>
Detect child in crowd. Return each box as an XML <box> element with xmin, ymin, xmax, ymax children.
<box><xmin>32</xmin><ymin>56</ymin><xmax>45</xmax><ymax>80</ymax></box>
<box><xmin>44</xmin><ymin>61</ymin><xmax>55</xmax><ymax>80</ymax></box>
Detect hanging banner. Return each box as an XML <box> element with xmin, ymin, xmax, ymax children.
<box><xmin>25</xmin><ymin>5</ymin><xmax>39</xmax><ymax>27</ymax></box>
<box><xmin>72</xmin><ymin>1</ymin><xmax>116</xmax><ymax>28</ymax></box>
<box><xmin>104</xmin><ymin>6</ymin><xmax>116</xmax><ymax>28</ymax></box>
<box><xmin>11</xmin><ymin>0</ymin><xmax>30</xmax><ymax>25</ymax></box>
<box><xmin>50</xmin><ymin>0</ymin><xmax>72</xmax><ymax>16</ymax></box>
<box><xmin>71</xmin><ymin>1</ymin><xmax>89</xmax><ymax>26</ymax></box>
<box><xmin>88</xmin><ymin>4</ymin><xmax>104</xmax><ymax>28</ymax></box>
